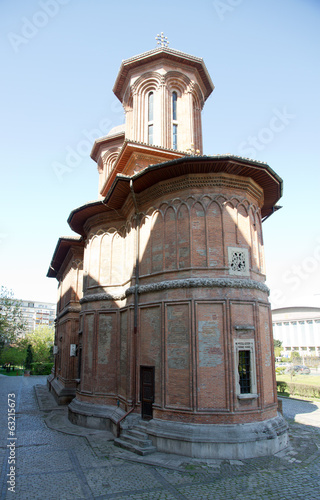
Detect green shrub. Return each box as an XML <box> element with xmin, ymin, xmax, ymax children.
<box><xmin>276</xmin><ymin>381</ymin><xmax>288</xmax><ymax>394</ymax></box>
<box><xmin>286</xmin><ymin>382</ymin><xmax>320</xmax><ymax>399</ymax></box>
<box><xmin>31</xmin><ymin>362</ymin><xmax>54</xmax><ymax>375</ymax></box>
<box><xmin>277</xmin><ymin>380</ymin><xmax>320</xmax><ymax>399</ymax></box>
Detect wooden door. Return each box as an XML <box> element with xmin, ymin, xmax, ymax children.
<box><xmin>140</xmin><ymin>366</ymin><xmax>155</xmax><ymax>420</ymax></box>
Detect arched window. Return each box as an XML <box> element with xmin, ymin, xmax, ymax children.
<box><xmin>148</xmin><ymin>91</ymin><xmax>154</xmax><ymax>144</ymax></box>
<box><xmin>172</xmin><ymin>91</ymin><xmax>178</xmax><ymax>150</ymax></box>
<box><xmin>172</xmin><ymin>91</ymin><xmax>177</xmax><ymax>120</ymax></box>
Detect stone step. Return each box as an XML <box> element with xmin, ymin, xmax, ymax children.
<box><xmin>125</xmin><ymin>428</ymin><xmax>149</xmax><ymax>440</ymax></box>
<box><xmin>120</xmin><ymin>431</ymin><xmax>153</xmax><ymax>448</ymax></box>
<box><xmin>114</xmin><ymin>437</ymin><xmax>157</xmax><ymax>456</ymax></box>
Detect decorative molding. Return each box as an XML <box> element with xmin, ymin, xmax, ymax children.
<box><xmin>228</xmin><ymin>247</ymin><xmax>250</xmax><ymax>277</ymax></box>
<box><xmin>80</xmin><ymin>292</ymin><xmax>127</xmax><ymax>303</ymax></box>
<box><xmin>135</xmin><ymin>278</ymin><xmax>269</xmax><ymax>295</ymax></box>
<box><xmin>80</xmin><ymin>277</ymin><xmax>269</xmax><ymax>303</ymax></box>
<box><xmin>57</xmin><ymin>304</ymin><xmax>81</xmax><ymax>320</ymax></box>
<box><xmin>137</xmin><ymin>173</ymin><xmax>264</xmax><ymax>208</ymax></box>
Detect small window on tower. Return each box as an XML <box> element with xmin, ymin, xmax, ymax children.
<box><xmin>148</xmin><ymin>124</ymin><xmax>154</xmax><ymax>145</ymax></box>
<box><xmin>172</xmin><ymin>91</ymin><xmax>177</xmax><ymax>120</ymax></box>
<box><xmin>148</xmin><ymin>92</ymin><xmax>153</xmax><ymax>121</ymax></box>
<box><xmin>173</xmin><ymin>124</ymin><xmax>178</xmax><ymax>150</ymax></box>
<box><xmin>172</xmin><ymin>91</ymin><xmax>178</xmax><ymax>149</ymax></box>
<box><xmin>148</xmin><ymin>92</ymin><xmax>154</xmax><ymax>145</ymax></box>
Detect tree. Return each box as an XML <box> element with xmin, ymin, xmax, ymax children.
<box><xmin>273</xmin><ymin>339</ymin><xmax>283</xmax><ymax>359</ymax></box>
<box><xmin>0</xmin><ymin>287</ymin><xmax>26</xmax><ymax>351</ymax></box>
<box><xmin>25</xmin><ymin>345</ymin><xmax>33</xmax><ymax>370</ymax></box>
<box><xmin>21</xmin><ymin>325</ymin><xmax>54</xmax><ymax>363</ymax></box>
<box><xmin>0</xmin><ymin>346</ymin><xmax>27</xmax><ymax>369</ymax></box>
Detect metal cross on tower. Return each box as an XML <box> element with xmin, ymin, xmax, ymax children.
<box><xmin>155</xmin><ymin>32</ymin><xmax>169</xmax><ymax>48</ymax></box>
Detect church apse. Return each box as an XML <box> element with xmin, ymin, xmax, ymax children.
<box><xmin>47</xmin><ymin>237</ymin><xmax>84</xmax><ymax>405</ymax></box>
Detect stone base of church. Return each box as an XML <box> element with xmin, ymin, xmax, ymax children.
<box><xmin>68</xmin><ymin>397</ymin><xmax>289</xmax><ymax>459</ymax></box>
<box><xmin>142</xmin><ymin>415</ymin><xmax>289</xmax><ymax>459</ymax></box>
<box><xmin>49</xmin><ymin>377</ymin><xmax>77</xmax><ymax>405</ymax></box>
<box><xmin>68</xmin><ymin>398</ymin><xmax>129</xmax><ymax>435</ymax></box>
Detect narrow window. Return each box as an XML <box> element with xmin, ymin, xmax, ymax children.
<box><xmin>148</xmin><ymin>92</ymin><xmax>153</xmax><ymax>122</ymax></box>
<box><xmin>172</xmin><ymin>91</ymin><xmax>177</xmax><ymax>120</ymax></box>
<box><xmin>238</xmin><ymin>350</ymin><xmax>251</xmax><ymax>394</ymax></box>
<box><xmin>148</xmin><ymin>124</ymin><xmax>153</xmax><ymax>145</ymax></box>
<box><xmin>234</xmin><ymin>339</ymin><xmax>257</xmax><ymax>398</ymax></box>
<box><xmin>173</xmin><ymin>124</ymin><xmax>178</xmax><ymax>150</ymax></box>
<box><xmin>172</xmin><ymin>91</ymin><xmax>178</xmax><ymax>149</ymax></box>
<box><xmin>148</xmin><ymin>92</ymin><xmax>154</xmax><ymax>144</ymax></box>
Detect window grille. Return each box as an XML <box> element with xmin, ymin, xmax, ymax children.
<box><xmin>234</xmin><ymin>339</ymin><xmax>257</xmax><ymax>397</ymax></box>
<box><xmin>238</xmin><ymin>350</ymin><xmax>251</xmax><ymax>393</ymax></box>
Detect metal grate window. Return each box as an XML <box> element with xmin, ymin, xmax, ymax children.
<box><xmin>238</xmin><ymin>350</ymin><xmax>251</xmax><ymax>394</ymax></box>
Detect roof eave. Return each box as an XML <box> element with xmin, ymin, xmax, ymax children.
<box><xmin>113</xmin><ymin>47</ymin><xmax>214</xmax><ymax>102</ymax></box>
<box><xmin>47</xmin><ymin>236</ymin><xmax>84</xmax><ymax>279</ymax></box>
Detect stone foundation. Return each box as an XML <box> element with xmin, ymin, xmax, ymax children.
<box><xmin>68</xmin><ymin>398</ymin><xmax>126</xmax><ymax>434</ymax></box>
<box><xmin>140</xmin><ymin>415</ymin><xmax>289</xmax><ymax>459</ymax></box>
<box><xmin>68</xmin><ymin>397</ymin><xmax>289</xmax><ymax>459</ymax></box>
<box><xmin>49</xmin><ymin>377</ymin><xmax>77</xmax><ymax>405</ymax></box>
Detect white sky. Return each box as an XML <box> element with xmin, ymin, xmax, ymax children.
<box><xmin>0</xmin><ymin>0</ymin><xmax>319</xmax><ymax>309</ymax></box>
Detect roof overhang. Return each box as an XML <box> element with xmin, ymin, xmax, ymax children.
<box><xmin>68</xmin><ymin>155</ymin><xmax>283</xmax><ymax>237</ymax></box>
<box><xmin>105</xmin><ymin>155</ymin><xmax>283</xmax><ymax>219</ymax></box>
<box><xmin>47</xmin><ymin>236</ymin><xmax>84</xmax><ymax>278</ymax></box>
<box><xmin>67</xmin><ymin>200</ymin><xmax>109</xmax><ymax>237</ymax></box>
<box><xmin>90</xmin><ymin>131</ymin><xmax>125</xmax><ymax>163</ymax></box>
<box><xmin>100</xmin><ymin>140</ymin><xmax>185</xmax><ymax>197</ymax></box>
<box><xmin>113</xmin><ymin>47</ymin><xmax>214</xmax><ymax>102</ymax></box>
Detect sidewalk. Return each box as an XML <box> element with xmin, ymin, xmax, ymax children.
<box><xmin>1</xmin><ymin>376</ymin><xmax>320</xmax><ymax>499</ymax></box>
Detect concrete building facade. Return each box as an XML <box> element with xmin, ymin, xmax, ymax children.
<box><xmin>48</xmin><ymin>45</ymin><xmax>288</xmax><ymax>458</ymax></box>
<box><xmin>272</xmin><ymin>307</ymin><xmax>320</xmax><ymax>358</ymax></box>
<box><xmin>20</xmin><ymin>300</ymin><xmax>55</xmax><ymax>331</ymax></box>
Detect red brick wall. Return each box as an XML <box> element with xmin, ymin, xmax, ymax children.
<box><xmin>74</xmin><ymin>173</ymin><xmax>278</xmax><ymax>424</ymax></box>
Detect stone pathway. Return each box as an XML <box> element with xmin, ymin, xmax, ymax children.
<box><xmin>0</xmin><ymin>376</ymin><xmax>320</xmax><ymax>499</ymax></box>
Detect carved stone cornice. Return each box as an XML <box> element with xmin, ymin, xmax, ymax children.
<box><xmin>57</xmin><ymin>304</ymin><xmax>81</xmax><ymax>320</ymax></box>
<box><xmin>80</xmin><ymin>277</ymin><xmax>269</xmax><ymax>304</ymax></box>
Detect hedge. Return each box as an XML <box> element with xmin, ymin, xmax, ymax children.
<box><xmin>277</xmin><ymin>380</ymin><xmax>320</xmax><ymax>399</ymax></box>
<box><xmin>31</xmin><ymin>362</ymin><xmax>54</xmax><ymax>375</ymax></box>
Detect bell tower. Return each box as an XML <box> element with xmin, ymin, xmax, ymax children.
<box><xmin>113</xmin><ymin>43</ymin><xmax>214</xmax><ymax>153</ymax></box>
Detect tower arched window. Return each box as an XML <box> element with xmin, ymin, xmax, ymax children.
<box><xmin>148</xmin><ymin>91</ymin><xmax>154</xmax><ymax>145</ymax></box>
<box><xmin>172</xmin><ymin>91</ymin><xmax>178</xmax><ymax>150</ymax></box>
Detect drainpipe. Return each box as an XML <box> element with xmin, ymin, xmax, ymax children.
<box><xmin>114</xmin><ymin>180</ymin><xmax>140</xmax><ymax>438</ymax></box>
<box><xmin>130</xmin><ymin>179</ymin><xmax>140</xmax><ymax>408</ymax></box>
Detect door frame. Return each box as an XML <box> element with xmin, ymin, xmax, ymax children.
<box><xmin>140</xmin><ymin>365</ymin><xmax>155</xmax><ymax>420</ymax></box>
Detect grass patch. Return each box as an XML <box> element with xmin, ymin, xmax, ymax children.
<box><xmin>276</xmin><ymin>374</ymin><xmax>320</xmax><ymax>399</ymax></box>
<box><xmin>276</xmin><ymin>374</ymin><xmax>320</xmax><ymax>386</ymax></box>
<box><xmin>0</xmin><ymin>367</ymin><xmax>24</xmax><ymax>376</ymax></box>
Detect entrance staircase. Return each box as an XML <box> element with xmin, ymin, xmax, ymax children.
<box><xmin>114</xmin><ymin>421</ymin><xmax>157</xmax><ymax>456</ymax></box>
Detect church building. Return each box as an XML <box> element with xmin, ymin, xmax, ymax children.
<box><xmin>47</xmin><ymin>38</ymin><xmax>288</xmax><ymax>458</ymax></box>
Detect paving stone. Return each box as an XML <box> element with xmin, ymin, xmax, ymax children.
<box><xmin>0</xmin><ymin>375</ymin><xmax>320</xmax><ymax>500</ymax></box>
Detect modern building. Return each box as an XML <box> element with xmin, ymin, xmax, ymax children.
<box><xmin>47</xmin><ymin>41</ymin><xmax>288</xmax><ymax>459</ymax></box>
<box><xmin>20</xmin><ymin>300</ymin><xmax>55</xmax><ymax>332</ymax></box>
<box><xmin>272</xmin><ymin>307</ymin><xmax>320</xmax><ymax>358</ymax></box>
